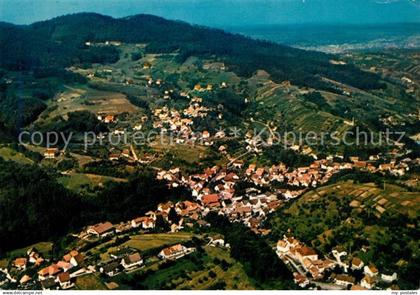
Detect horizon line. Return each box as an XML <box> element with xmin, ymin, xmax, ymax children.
<box><xmin>1</xmin><ymin>11</ymin><xmax>420</xmax><ymax>27</ymax></box>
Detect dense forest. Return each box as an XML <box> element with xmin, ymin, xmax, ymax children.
<box><xmin>0</xmin><ymin>158</ymin><xmax>188</xmax><ymax>255</ymax></box>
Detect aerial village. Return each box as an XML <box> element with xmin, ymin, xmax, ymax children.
<box><xmin>3</xmin><ymin>141</ymin><xmax>414</xmax><ymax>290</ymax></box>
<box><xmin>1</xmin><ymin>42</ymin><xmax>417</xmax><ymax>291</ymax></box>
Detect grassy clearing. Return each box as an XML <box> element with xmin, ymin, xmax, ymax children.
<box><xmin>39</xmin><ymin>85</ymin><xmax>139</xmax><ymax>123</ymax></box>
<box><xmin>70</xmin><ymin>152</ymin><xmax>97</xmax><ymax>167</ymax></box>
<box><xmin>99</xmin><ymin>232</ymin><xmax>194</xmax><ymax>261</ymax></box>
<box><xmin>123</xmin><ymin>232</ymin><xmax>194</xmax><ymax>251</ymax></box>
<box><xmin>5</xmin><ymin>242</ymin><xmax>53</xmax><ymax>259</ymax></box>
<box><xmin>0</xmin><ymin>147</ymin><xmax>33</xmax><ymax>165</ymax></box>
<box><xmin>150</xmin><ymin>139</ymin><xmax>208</xmax><ymax>164</ymax></box>
<box><xmin>177</xmin><ymin>246</ymin><xmax>255</xmax><ymax>290</ymax></box>
<box><xmin>0</xmin><ymin>259</ymin><xmax>8</xmax><ymax>268</ymax></box>
<box><xmin>75</xmin><ymin>274</ymin><xmax>107</xmax><ymax>290</ymax></box>
<box><xmin>142</xmin><ymin>257</ymin><xmax>199</xmax><ymax>289</ymax></box>
<box><xmin>58</xmin><ymin>172</ymin><xmax>127</xmax><ymax>192</ymax></box>
<box><xmin>129</xmin><ymin>245</ymin><xmax>255</xmax><ymax>290</ymax></box>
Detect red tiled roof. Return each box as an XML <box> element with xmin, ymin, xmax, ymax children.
<box><xmin>57</xmin><ymin>261</ymin><xmax>72</xmax><ymax>270</ymax></box>
<box><xmin>202</xmin><ymin>194</ymin><xmax>220</xmax><ymax>205</ymax></box>
<box><xmin>124</xmin><ymin>253</ymin><xmax>142</xmax><ymax>264</ymax></box>
<box><xmin>72</xmin><ymin>254</ymin><xmax>84</xmax><ymax>264</ymax></box>
<box><xmin>352</xmin><ymin>257</ymin><xmax>363</xmax><ymax>267</ymax></box>
<box><xmin>39</xmin><ymin>264</ymin><xmax>61</xmax><ymax>277</ymax></box>
<box><xmin>296</xmin><ymin>246</ymin><xmax>317</xmax><ymax>257</ymax></box>
<box><xmin>162</xmin><ymin>244</ymin><xmax>184</xmax><ymax>256</ymax></box>
<box><xmin>57</xmin><ymin>272</ymin><xmax>70</xmax><ymax>283</ymax></box>
<box><xmin>14</xmin><ymin>258</ymin><xmax>27</xmax><ymax>267</ymax></box>
<box><xmin>89</xmin><ymin>222</ymin><xmax>113</xmax><ymax>235</ymax></box>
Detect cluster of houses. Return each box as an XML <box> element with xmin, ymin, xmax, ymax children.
<box><xmin>202</xmin><ymin>62</ymin><xmax>226</xmax><ymax>72</ymax></box>
<box><xmin>108</xmin><ymin>148</ymin><xmax>133</xmax><ymax>162</ymax></box>
<box><xmin>193</xmin><ymin>83</ymin><xmax>213</xmax><ymax>92</ymax></box>
<box><xmin>36</xmin><ymin>249</ymin><xmax>86</xmax><ymax>290</ymax></box>
<box><xmin>243</xmin><ymin>155</ymin><xmax>413</xmax><ymax>190</ymax></box>
<box><xmin>156</xmin><ymin>165</ymin><xmax>285</xmax><ymax>232</ymax></box>
<box><xmin>157</xmin><ymin>244</ymin><xmax>196</xmax><ymax>260</ymax></box>
<box><xmin>244</xmin><ymin>161</ymin><xmax>334</xmax><ymax>189</ymax></box>
<box><xmin>0</xmin><ymin>248</ymin><xmax>47</xmax><ymax>288</ymax></box>
<box><xmin>277</xmin><ymin>235</ymin><xmax>399</xmax><ymax>290</ymax></box>
<box><xmin>346</xmin><ymin>156</ymin><xmax>412</xmax><ymax>177</ymax></box>
<box><xmin>80</xmin><ymin>199</ymin><xmax>203</xmax><ymax>241</ymax></box>
<box><xmin>331</xmin><ymin>247</ymin><xmax>399</xmax><ymax>290</ymax></box>
<box><xmin>85</xmin><ymin>41</ymin><xmax>121</xmax><ymax>47</ymax></box>
<box><xmin>31</xmin><ymin>51</ymin><xmax>416</xmax><ymax>290</ymax></box>
<box><xmin>99</xmin><ymin>251</ymin><xmax>143</xmax><ymax>277</ymax></box>
<box><xmin>1</xmin><ymin>247</ymin><xmax>90</xmax><ymax>290</ymax></box>
<box><xmin>277</xmin><ymin>235</ymin><xmax>336</xmax><ymax>285</ymax></box>
<box><xmin>152</xmin><ymin>107</ymin><xmax>194</xmax><ymax>135</ymax></box>
<box><xmin>151</xmin><ymin>97</ymin><xmax>217</xmax><ymax>145</ymax></box>
<box><xmin>3</xmin><ymin>220</ymin><xmax>197</xmax><ymax>290</ymax></box>
<box><xmin>99</xmin><ymin>243</ymin><xmax>195</xmax><ymax>279</ymax></box>
<box><xmin>183</xmin><ymin>97</ymin><xmax>210</xmax><ymax>119</ymax></box>
<box><xmin>153</xmin><ymin>152</ymin><xmax>417</xmax><ymax>233</ymax></box>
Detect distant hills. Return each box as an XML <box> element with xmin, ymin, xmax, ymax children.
<box><xmin>1</xmin><ymin>13</ymin><xmax>417</xmax><ymax>141</ymax></box>
<box><xmin>0</xmin><ymin>13</ymin><xmax>384</xmax><ymax>91</ymax></box>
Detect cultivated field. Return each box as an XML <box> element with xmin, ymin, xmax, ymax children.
<box><xmin>40</xmin><ymin>86</ymin><xmax>139</xmax><ymax>122</ymax></box>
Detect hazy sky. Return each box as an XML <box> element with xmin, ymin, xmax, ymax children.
<box><xmin>0</xmin><ymin>0</ymin><xmax>419</xmax><ymax>26</ymax></box>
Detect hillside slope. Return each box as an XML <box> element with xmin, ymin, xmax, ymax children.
<box><xmin>0</xmin><ymin>13</ymin><xmax>383</xmax><ymax>90</ymax></box>
<box><xmin>266</xmin><ymin>179</ymin><xmax>419</xmax><ymax>289</ymax></box>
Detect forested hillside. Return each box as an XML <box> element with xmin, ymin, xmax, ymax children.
<box><xmin>0</xmin><ymin>13</ymin><xmax>383</xmax><ymax>91</ymax></box>
<box><xmin>0</xmin><ymin>158</ymin><xmax>187</xmax><ymax>254</ymax></box>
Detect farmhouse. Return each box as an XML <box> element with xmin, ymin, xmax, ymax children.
<box><xmin>158</xmin><ymin>244</ymin><xmax>191</xmax><ymax>260</ymax></box>
<box><xmin>87</xmin><ymin>222</ymin><xmax>114</xmax><ymax>237</ymax></box>
<box><xmin>13</xmin><ymin>258</ymin><xmax>27</xmax><ymax>270</ymax></box>
<box><xmin>334</xmin><ymin>274</ymin><xmax>356</xmax><ymax>287</ymax></box>
<box><xmin>56</xmin><ymin>272</ymin><xmax>73</xmax><ymax>289</ymax></box>
<box><xmin>364</xmin><ymin>264</ymin><xmax>379</xmax><ymax>277</ymax></box>
<box><xmin>63</xmin><ymin>250</ymin><xmax>79</xmax><ymax>263</ymax></box>
<box><xmin>109</xmin><ymin>153</ymin><xmax>121</xmax><ymax>161</ymax></box>
<box><xmin>294</xmin><ymin>246</ymin><xmax>318</xmax><ymax>264</ymax></box>
<box><xmin>293</xmin><ymin>273</ymin><xmax>309</xmax><ymax>288</ymax></box>
<box><xmin>104</xmin><ymin>115</ymin><xmax>116</xmax><ymax>123</ymax></box>
<box><xmin>19</xmin><ymin>274</ymin><xmax>31</xmax><ymax>285</ymax></box>
<box><xmin>44</xmin><ymin>148</ymin><xmax>59</xmax><ymax>159</ymax></box>
<box><xmin>38</xmin><ymin>264</ymin><xmax>61</xmax><ymax>280</ymax></box>
<box><xmin>351</xmin><ymin>257</ymin><xmax>364</xmax><ymax>270</ymax></box>
<box><xmin>131</xmin><ymin>216</ymin><xmax>155</xmax><ymax>229</ymax></box>
<box><xmin>277</xmin><ymin>240</ymin><xmax>291</xmax><ymax>254</ymax></box>
<box><xmin>121</xmin><ymin>253</ymin><xmax>143</xmax><ymax>270</ymax></box>
<box><xmin>361</xmin><ymin>275</ymin><xmax>376</xmax><ymax>289</ymax></box>
<box><xmin>56</xmin><ymin>261</ymin><xmax>73</xmax><ymax>272</ymax></box>
<box><xmin>70</xmin><ymin>254</ymin><xmax>84</xmax><ymax>267</ymax></box>
<box><xmin>381</xmin><ymin>272</ymin><xmax>398</xmax><ymax>283</ymax></box>
<box><xmin>100</xmin><ymin>261</ymin><xmax>120</xmax><ymax>277</ymax></box>
<box><xmin>28</xmin><ymin>248</ymin><xmax>44</xmax><ymax>265</ymax></box>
